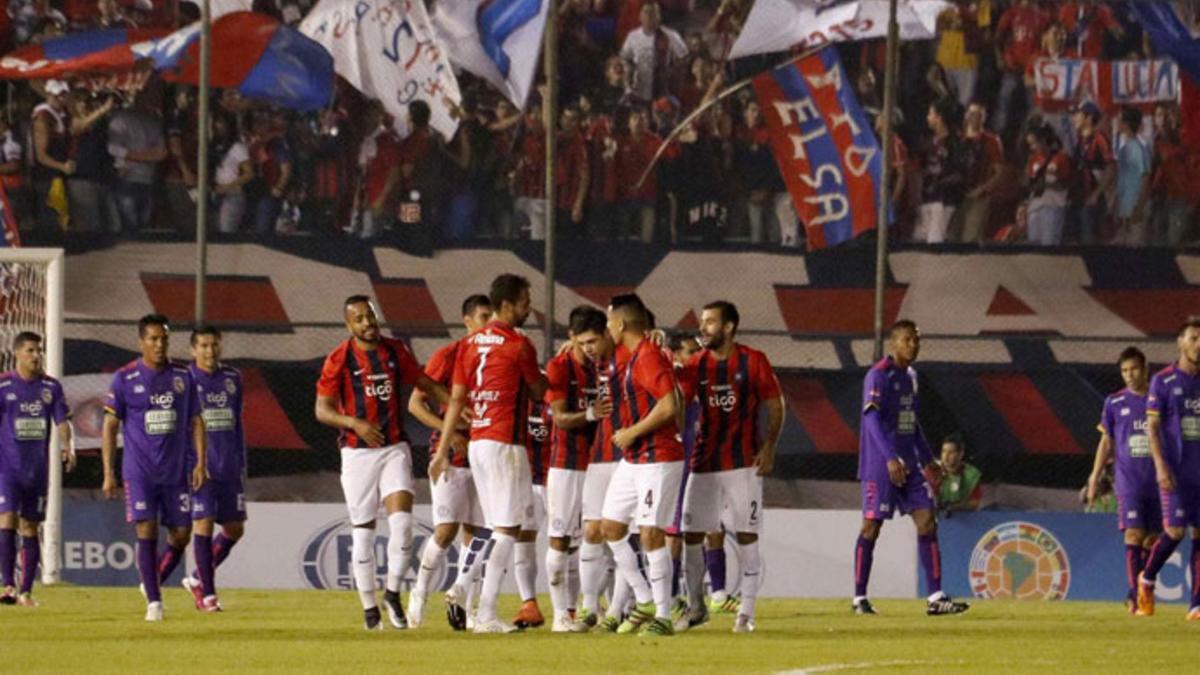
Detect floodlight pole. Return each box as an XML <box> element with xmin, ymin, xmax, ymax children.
<box><xmin>195</xmin><ymin>0</ymin><xmax>211</xmax><ymax>324</ymax></box>
<box><xmin>542</xmin><ymin>0</ymin><xmax>557</xmax><ymax>362</ymax></box>
<box><xmin>872</xmin><ymin>0</ymin><xmax>899</xmax><ymax>361</ymax></box>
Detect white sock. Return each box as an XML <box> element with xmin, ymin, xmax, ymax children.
<box><xmin>647</xmin><ymin>546</ymin><xmax>673</xmax><ymax>619</ymax></box>
<box><xmin>351</xmin><ymin>526</ymin><xmax>377</xmax><ymax>609</ymax></box>
<box><xmin>607</xmin><ymin>568</ymin><xmax>631</xmax><ymax>619</ymax></box>
<box><xmin>455</xmin><ymin>533</ymin><xmax>489</xmax><ymax>593</ymax></box>
<box><xmin>479</xmin><ymin>532</ymin><xmax>514</xmax><ymax>623</ymax></box>
<box><xmin>607</xmin><ymin>537</ymin><xmax>652</xmax><ymax>605</ymax></box>
<box><xmin>385</xmin><ymin>512</ymin><xmax>413</xmax><ymax>593</ymax></box>
<box><xmin>514</xmin><ymin>541</ymin><xmax>537</xmax><ymax>602</ymax></box>
<box><xmin>412</xmin><ymin>538</ymin><xmax>447</xmax><ymax>601</ymax></box>
<box><xmin>579</xmin><ymin>542</ymin><xmax>606</xmax><ymax>614</ymax></box>
<box><xmin>684</xmin><ymin>543</ymin><xmax>706</xmax><ymax>611</ymax></box>
<box><xmin>739</xmin><ymin>541</ymin><xmax>761</xmax><ymax>620</ymax></box>
<box><xmin>546</xmin><ymin>547</ymin><xmax>570</xmax><ymax>620</ymax></box>
<box><xmin>567</xmin><ymin>548</ymin><xmax>580</xmax><ymax>611</ymax></box>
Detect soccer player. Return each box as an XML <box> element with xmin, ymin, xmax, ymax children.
<box><xmin>664</xmin><ymin>332</ymin><xmax>700</xmax><ymax>616</ymax></box>
<box><xmin>1088</xmin><ymin>346</ymin><xmax>1158</xmax><ymax>613</ymax></box>
<box><xmin>1137</xmin><ymin>319</ymin><xmax>1200</xmax><ymax>619</ymax></box>
<box><xmin>101</xmin><ymin>314</ymin><xmax>206</xmax><ymax>622</ymax></box>
<box><xmin>406</xmin><ymin>294</ymin><xmax>491</xmax><ymax>629</ymax></box>
<box><xmin>315</xmin><ymin>296</ymin><xmax>449</xmax><ymax>630</ymax></box>
<box><xmin>852</xmin><ymin>320</ymin><xmax>968</xmax><ymax>616</ymax></box>
<box><xmin>600</xmin><ymin>293</ymin><xmax>684</xmax><ymax>636</ymax></box>
<box><xmin>431</xmin><ymin>273</ymin><xmax>548</xmax><ymax>634</ymax></box>
<box><xmin>0</xmin><ymin>332</ymin><xmax>73</xmax><ymax>607</ymax></box>
<box><xmin>515</xmin><ymin>398</ymin><xmax>551</xmax><ymax>628</ymax></box>
<box><xmin>543</xmin><ymin>306</ymin><xmax>609</xmax><ymax>631</ymax></box>
<box><xmin>677</xmin><ymin>301</ymin><xmax>783</xmax><ymax>633</ymax></box>
<box><xmin>181</xmin><ymin>326</ymin><xmax>246</xmax><ymax>612</ymax></box>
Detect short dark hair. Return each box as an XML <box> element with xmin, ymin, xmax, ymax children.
<box><xmin>13</xmin><ymin>331</ymin><xmax>41</xmax><ymax>350</ymax></box>
<box><xmin>343</xmin><ymin>295</ymin><xmax>371</xmax><ymax>309</ymax></box>
<box><xmin>1178</xmin><ymin>317</ymin><xmax>1200</xmax><ymax>337</ymax></box>
<box><xmin>410</xmin><ymin>99</ymin><xmax>431</xmax><ymax>128</ymax></box>
<box><xmin>609</xmin><ymin>293</ymin><xmax>648</xmax><ymax>331</ymax></box>
<box><xmin>668</xmin><ymin>331</ymin><xmax>698</xmax><ymax>353</ymax></box>
<box><xmin>931</xmin><ymin>97</ymin><xmax>963</xmax><ymax>131</ymax></box>
<box><xmin>1120</xmin><ymin>106</ymin><xmax>1143</xmax><ymax>133</ymax></box>
<box><xmin>461</xmin><ymin>294</ymin><xmax>491</xmax><ymax>317</ymax></box>
<box><xmin>1118</xmin><ymin>346</ymin><xmax>1146</xmax><ymax>367</ymax></box>
<box><xmin>889</xmin><ymin>319</ymin><xmax>918</xmax><ymax>337</ymax></box>
<box><xmin>190</xmin><ymin>324</ymin><xmax>222</xmax><ymax>346</ymax></box>
<box><xmin>568</xmin><ymin>305</ymin><xmax>607</xmax><ymax>336</ymax></box>
<box><xmin>489</xmin><ymin>274</ymin><xmax>531</xmax><ymax>310</ymax></box>
<box><xmin>703</xmin><ymin>300</ymin><xmax>740</xmax><ymax>335</ymax></box>
<box><xmin>138</xmin><ymin>314</ymin><xmax>170</xmax><ymax>337</ymax></box>
<box><xmin>942</xmin><ymin>432</ymin><xmax>966</xmax><ymax>452</ymax></box>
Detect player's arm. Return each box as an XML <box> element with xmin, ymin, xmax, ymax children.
<box><xmin>519</xmin><ymin>341</ymin><xmax>549</xmax><ymax>401</ymax></box>
<box><xmin>613</xmin><ymin>392</ymin><xmax>676</xmax><ymax>450</ymax></box>
<box><xmin>314</xmin><ymin>394</ymin><xmax>384</xmax><ymax>448</ymax></box>
<box><xmin>431</xmin><ymin>383</ymin><xmax>468</xmax><ymax>483</ymax></box>
<box><xmin>100</xmin><ymin>413</ymin><xmax>120</xmax><ymax>499</ymax></box>
<box><xmin>1147</xmin><ymin>412</ymin><xmax>1173</xmax><ymax>492</ymax></box>
<box><xmin>57</xmin><ymin>419</ymin><xmax>76</xmax><ymax>473</ymax></box>
<box><xmin>548</xmin><ymin>397</ymin><xmax>609</xmax><ymax>430</ymax></box>
<box><xmin>407</xmin><ymin>387</ymin><xmax>444</xmax><ymax>432</ymax></box>
<box><xmin>756</xmin><ymin>394</ymin><xmax>784</xmax><ymax>477</ymax></box>
<box><xmin>413</xmin><ymin>375</ymin><xmax>450</xmax><ymax>406</ymax></box>
<box><xmin>1087</xmin><ymin>431</ymin><xmax>1113</xmax><ymax>506</ymax></box>
<box><xmin>862</xmin><ymin>407</ymin><xmax>904</xmax><ymax>487</ymax></box>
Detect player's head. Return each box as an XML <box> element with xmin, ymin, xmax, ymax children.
<box><xmin>1177</xmin><ymin>318</ymin><xmax>1200</xmax><ymax>367</ymax></box>
<box><xmin>887</xmin><ymin>319</ymin><xmax>920</xmax><ymax>365</ymax></box>
<box><xmin>668</xmin><ymin>331</ymin><xmax>700</xmax><ymax>367</ymax></box>
<box><xmin>607</xmin><ymin>294</ymin><xmax>648</xmax><ymax>344</ymax></box>
<box><xmin>137</xmin><ymin>314</ymin><xmax>170</xmax><ymax>367</ymax></box>
<box><xmin>13</xmin><ymin>331</ymin><xmax>43</xmax><ymax>376</ymax></box>
<box><xmin>569</xmin><ymin>305</ymin><xmax>608</xmax><ymax>363</ymax></box>
<box><xmin>190</xmin><ymin>325</ymin><xmax>223</xmax><ymax>371</ymax></box>
<box><xmin>343</xmin><ymin>295</ymin><xmax>381</xmax><ymax>344</ymax></box>
<box><xmin>490</xmin><ymin>274</ymin><xmax>533</xmax><ymax>327</ymax></box>
<box><xmin>461</xmin><ymin>294</ymin><xmax>492</xmax><ymax>333</ymax></box>
<box><xmin>940</xmin><ymin>433</ymin><xmax>966</xmax><ymax>472</ymax></box>
<box><xmin>1117</xmin><ymin>346</ymin><xmax>1147</xmax><ymax>392</ymax></box>
<box><xmin>699</xmin><ymin>300</ymin><xmax>739</xmax><ymax>351</ymax></box>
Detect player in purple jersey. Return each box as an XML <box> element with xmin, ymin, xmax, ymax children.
<box><xmin>0</xmin><ymin>332</ymin><xmax>73</xmax><ymax>607</ymax></box>
<box><xmin>101</xmin><ymin>314</ymin><xmax>206</xmax><ymax>622</ymax></box>
<box><xmin>664</xmin><ymin>332</ymin><xmax>700</xmax><ymax>620</ymax></box>
<box><xmin>853</xmin><ymin>320</ymin><xmax>967</xmax><ymax>616</ymax></box>
<box><xmin>1087</xmin><ymin>347</ymin><xmax>1159</xmax><ymax>613</ymax></box>
<box><xmin>1137</xmin><ymin>319</ymin><xmax>1200</xmax><ymax>620</ymax></box>
<box><xmin>179</xmin><ymin>326</ymin><xmax>245</xmax><ymax>613</ymax></box>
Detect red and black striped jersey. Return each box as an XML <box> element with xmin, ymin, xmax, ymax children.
<box><xmin>545</xmin><ymin>348</ymin><xmax>599</xmax><ymax>471</ymax></box>
<box><xmin>526</xmin><ymin>400</ymin><xmax>552</xmax><ymax>485</ymax></box>
<box><xmin>317</xmin><ymin>337</ymin><xmax>424</xmax><ymax>449</ymax></box>
<box><xmin>452</xmin><ymin>320</ymin><xmax>542</xmax><ymax>446</ymax></box>
<box><xmin>679</xmin><ymin>343</ymin><xmax>781</xmax><ymax>473</ymax></box>
<box><xmin>617</xmin><ymin>339</ymin><xmax>683</xmax><ymax>464</ymax></box>
<box><xmin>591</xmin><ymin>345</ymin><xmax>629</xmax><ymax>464</ymax></box>
<box><xmin>424</xmin><ymin>338</ymin><xmax>469</xmax><ymax>468</ymax></box>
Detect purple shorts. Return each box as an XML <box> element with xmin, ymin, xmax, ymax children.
<box><xmin>861</xmin><ymin>468</ymin><xmax>935</xmax><ymax>521</ymax></box>
<box><xmin>665</xmin><ymin>464</ymin><xmax>691</xmax><ymax>536</ymax></box>
<box><xmin>1116</xmin><ymin>490</ymin><xmax>1162</xmax><ymax>532</ymax></box>
<box><xmin>0</xmin><ymin>473</ymin><xmax>46</xmax><ymax>521</ymax></box>
<box><xmin>191</xmin><ymin>479</ymin><xmax>247</xmax><ymax>524</ymax></box>
<box><xmin>1159</xmin><ymin>483</ymin><xmax>1200</xmax><ymax>529</ymax></box>
<box><xmin>124</xmin><ymin>479</ymin><xmax>191</xmax><ymax>528</ymax></box>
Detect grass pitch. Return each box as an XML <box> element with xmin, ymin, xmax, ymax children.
<box><xmin>2</xmin><ymin>588</ymin><xmax>1196</xmax><ymax>673</ymax></box>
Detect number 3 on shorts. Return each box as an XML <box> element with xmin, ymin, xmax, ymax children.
<box><xmin>644</xmin><ymin>490</ymin><xmax>654</xmax><ymax>508</ymax></box>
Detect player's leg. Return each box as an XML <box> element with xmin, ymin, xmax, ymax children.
<box><xmin>574</xmin><ymin>462</ymin><xmax>615</xmax><ymax>630</ymax></box>
<box><xmin>725</xmin><ymin>468</ymin><xmax>763</xmax><ymax>633</ymax></box>
<box><xmin>704</xmin><ymin>530</ymin><xmax>729</xmax><ymax>609</ymax></box>
<box><xmin>339</xmin><ymin>446</ymin><xmax>385</xmax><ymax>628</ymax></box>
<box><xmin>633</xmin><ymin>460</ymin><xmax>684</xmax><ymax>635</ymax></box>
<box><xmin>469</xmin><ymin>440</ymin><xmax>530</xmax><ymax>632</ymax></box>
<box><xmin>909</xmin><ymin>494</ymin><xmax>967</xmax><ymax>615</ymax></box>
<box><xmin>15</xmin><ymin>511</ymin><xmax>41</xmax><ymax>606</ymax></box>
<box><xmin>127</xmin><ymin>481</ymin><xmax>168</xmax><ymax>619</ymax></box>
<box><xmin>1188</xmin><ymin>532</ymin><xmax>1200</xmax><ymax>620</ymax></box>
<box><xmin>679</xmin><ymin>470</ymin><xmax>720</xmax><ymax>629</ymax></box>
<box><xmin>412</xmin><ymin>468</ymin><xmax>464</xmax><ymax>628</ymax></box>
<box><xmin>445</xmin><ymin>471</ymin><xmax>488</xmax><ymax>630</ymax></box>
<box><xmin>513</xmin><ymin>501</ymin><xmax>544</xmax><ymax>629</ymax></box>
<box><xmin>189</xmin><ymin>515</ymin><xmax>216</xmax><ymax>609</ymax></box>
<box><xmin>601</xmin><ymin>460</ymin><xmax>655</xmax><ymax>632</ymax></box>
<box><xmin>378</xmin><ymin>443</ymin><xmax>417</xmax><ymax>629</ymax></box>
<box><xmin>1137</xmin><ymin>488</ymin><xmax>1187</xmax><ymax>616</ymax></box>
<box><xmin>545</xmin><ymin>468</ymin><xmax>575</xmax><ymax>629</ymax></box>
<box><xmin>1123</xmin><ymin>526</ymin><xmax>1148</xmax><ymax>612</ymax></box>
<box><xmin>0</xmin><ymin>504</ymin><xmax>16</xmax><ymax>602</ymax></box>
<box><xmin>156</xmin><ymin>486</ymin><xmax>192</xmax><ymax>587</ymax></box>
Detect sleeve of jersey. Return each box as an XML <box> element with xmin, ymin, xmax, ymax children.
<box><xmin>1098</xmin><ymin>400</ymin><xmax>1112</xmax><ymax>435</ymax></box>
<box><xmin>518</xmin><ymin>340</ymin><xmax>542</xmax><ymax>386</ymax></box>
<box><xmin>862</xmin><ymin>370</ymin><xmax>884</xmax><ymax>413</ymax></box>
<box><xmin>396</xmin><ymin>342</ymin><xmax>425</xmax><ymax>387</ymax></box>
<box><xmin>638</xmin><ymin>351</ymin><xmax>676</xmax><ymax>400</ymax></box>
<box><xmin>424</xmin><ymin>347</ymin><xmax>449</xmax><ymax>382</ymax></box>
<box><xmin>451</xmin><ymin>344</ymin><xmax>472</xmax><ymax>388</ymax></box>
<box><xmin>187</xmin><ymin>372</ymin><xmax>202</xmax><ymax>421</ymax></box>
<box><xmin>104</xmin><ymin>372</ymin><xmax>124</xmax><ymax>419</ymax></box>
<box><xmin>753</xmin><ymin>352</ymin><xmax>782</xmax><ymax>399</ymax></box>
<box><xmin>545</xmin><ymin>357</ymin><xmax>568</xmax><ymax>403</ymax></box>
<box><xmin>1146</xmin><ymin>376</ymin><xmax>1164</xmax><ymax>416</ymax></box>
<box><xmin>315</xmin><ymin>348</ymin><xmax>344</xmax><ymax>399</ymax></box>
<box><xmin>53</xmin><ymin>382</ymin><xmax>70</xmax><ymax>424</ymax></box>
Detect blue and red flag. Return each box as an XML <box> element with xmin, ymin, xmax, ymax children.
<box><xmin>752</xmin><ymin>47</ymin><xmax>883</xmax><ymax>250</ymax></box>
<box><xmin>1134</xmin><ymin>2</ymin><xmax>1200</xmax><ymax>153</ymax></box>
<box><xmin>0</xmin><ymin>12</ymin><xmax>333</xmax><ymax>112</ymax></box>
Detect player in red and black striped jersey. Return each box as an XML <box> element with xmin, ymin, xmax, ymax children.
<box><xmin>513</xmin><ymin>397</ymin><xmax>554</xmax><ymax>628</ymax></box>
<box><xmin>675</xmin><ymin>301</ymin><xmax>783</xmax><ymax>634</ymax></box>
<box><xmin>315</xmin><ymin>295</ymin><xmax>449</xmax><ymax>631</ymax></box>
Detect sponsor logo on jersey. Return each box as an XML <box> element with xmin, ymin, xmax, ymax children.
<box><xmin>969</xmin><ymin>521</ymin><xmax>1070</xmax><ymax>600</ymax></box>
<box><xmin>149</xmin><ymin>392</ymin><xmax>175</xmax><ymax>409</ymax></box>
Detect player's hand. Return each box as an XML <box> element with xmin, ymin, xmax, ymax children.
<box><xmin>886</xmin><ymin>458</ymin><xmax>906</xmax><ymax>487</ymax></box>
<box><xmin>102</xmin><ymin>472</ymin><xmax>119</xmax><ymax>500</ymax></box>
<box><xmin>556</xmin><ymin>340</ymin><xmax>574</xmax><ymax>357</ymax></box>
<box><xmin>449</xmin><ymin>432</ymin><xmax>468</xmax><ymax>456</ymax></box>
<box><xmin>62</xmin><ymin>447</ymin><xmax>76</xmax><ymax>473</ymax></box>
<box><xmin>923</xmin><ymin>462</ymin><xmax>943</xmax><ymax>488</ymax></box>
<box><xmin>592</xmin><ymin>395</ymin><xmax>613</xmax><ymax>419</ymax></box>
<box><xmin>191</xmin><ymin>463</ymin><xmax>208</xmax><ymax>492</ymax></box>
<box><xmin>647</xmin><ymin>329</ymin><xmax>667</xmax><ymax>348</ymax></box>
<box><xmin>612</xmin><ymin>427</ymin><xmax>637</xmax><ymax>451</ymax></box>
<box><xmin>1085</xmin><ymin>474</ymin><xmax>1099</xmax><ymax>506</ymax></box>
<box><xmin>571</xmin><ymin>203</ymin><xmax>584</xmax><ymax>224</ymax></box>
<box><xmin>429</xmin><ymin>451</ymin><xmax>449</xmax><ymax>484</ymax></box>
<box><xmin>1156</xmin><ymin>463</ymin><xmax>1176</xmax><ymax>493</ymax></box>
<box><xmin>755</xmin><ymin>449</ymin><xmax>775</xmax><ymax>477</ymax></box>
<box><xmin>352</xmin><ymin>419</ymin><xmax>385</xmax><ymax>447</ymax></box>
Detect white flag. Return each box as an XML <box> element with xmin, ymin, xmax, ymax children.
<box><xmin>183</xmin><ymin>0</ymin><xmax>253</xmax><ymax>20</ymax></box>
<box><xmin>432</xmin><ymin>0</ymin><xmax>547</xmax><ymax>108</ymax></box>
<box><xmin>301</xmin><ymin>0</ymin><xmax>462</xmax><ymax>139</ymax></box>
<box><xmin>730</xmin><ymin>0</ymin><xmax>950</xmax><ymax>59</ymax></box>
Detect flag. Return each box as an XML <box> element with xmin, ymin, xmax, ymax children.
<box><xmin>753</xmin><ymin>47</ymin><xmax>882</xmax><ymax>250</ymax></box>
<box><xmin>432</xmin><ymin>0</ymin><xmax>548</xmax><ymax>108</ymax></box>
<box><xmin>730</xmin><ymin>0</ymin><xmax>949</xmax><ymax>59</ymax></box>
<box><xmin>0</xmin><ymin>13</ymin><xmax>334</xmax><ymax>112</ymax></box>
<box><xmin>182</xmin><ymin>0</ymin><xmax>254</xmax><ymax>19</ymax></box>
<box><xmin>0</xmin><ymin>183</ymin><xmax>20</xmax><ymax>247</ymax></box>
<box><xmin>1132</xmin><ymin>1</ymin><xmax>1200</xmax><ymax>152</ymax></box>
<box><xmin>1030</xmin><ymin>57</ymin><xmax>1179</xmax><ymax>111</ymax></box>
<box><xmin>301</xmin><ymin>0</ymin><xmax>461</xmax><ymax>139</ymax></box>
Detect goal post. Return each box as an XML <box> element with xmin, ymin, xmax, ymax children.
<box><xmin>0</xmin><ymin>247</ymin><xmax>65</xmax><ymax>584</ymax></box>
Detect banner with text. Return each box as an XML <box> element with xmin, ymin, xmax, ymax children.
<box><xmin>1032</xmin><ymin>57</ymin><xmax>1180</xmax><ymax>110</ymax></box>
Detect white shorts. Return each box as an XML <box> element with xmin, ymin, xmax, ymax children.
<box><xmin>469</xmin><ymin>439</ymin><xmax>533</xmax><ymax>529</ymax></box>
<box><xmin>601</xmin><ymin>459</ymin><xmax>684</xmax><ymax>530</ymax></box>
<box><xmin>582</xmin><ymin>461</ymin><xmax>618</xmax><ymax>522</ymax></box>
<box><xmin>524</xmin><ymin>484</ymin><xmax>547</xmax><ymax>532</ymax></box>
<box><xmin>339</xmin><ymin>443</ymin><xmax>414</xmax><ymax>525</ymax></box>
<box><xmin>682</xmin><ymin>467</ymin><xmax>763</xmax><ymax>534</ymax></box>
<box><xmin>431</xmin><ymin>465</ymin><xmax>484</xmax><ymax>527</ymax></box>
<box><xmin>546</xmin><ymin>468</ymin><xmax>586</xmax><ymax>539</ymax></box>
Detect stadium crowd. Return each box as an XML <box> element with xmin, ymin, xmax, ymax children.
<box><xmin>0</xmin><ymin>0</ymin><xmax>1197</xmax><ymax>248</ymax></box>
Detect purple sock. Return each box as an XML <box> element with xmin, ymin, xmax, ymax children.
<box><xmin>212</xmin><ymin>533</ymin><xmax>239</xmax><ymax>569</ymax></box>
<box><xmin>854</xmin><ymin>535</ymin><xmax>876</xmax><ymax>597</ymax></box>
<box><xmin>670</xmin><ymin>553</ymin><xmax>682</xmax><ymax>598</ymax></box>
<box><xmin>19</xmin><ymin>536</ymin><xmax>39</xmax><ymax>595</ymax></box>
<box><xmin>705</xmin><ymin>547</ymin><xmax>727</xmax><ymax>593</ymax></box>
<box><xmin>918</xmin><ymin>534</ymin><xmax>942</xmax><ymax>596</ymax></box>
<box><xmin>0</xmin><ymin>529</ymin><xmax>14</xmax><ymax>588</ymax></box>
<box><xmin>158</xmin><ymin>544</ymin><xmax>185</xmax><ymax>584</ymax></box>
<box><xmin>1124</xmin><ymin>544</ymin><xmax>1144</xmax><ymax>598</ymax></box>
<box><xmin>1191</xmin><ymin>541</ymin><xmax>1200</xmax><ymax>609</ymax></box>
<box><xmin>137</xmin><ymin>539</ymin><xmax>161</xmax><ymax>603</ymax></box>
<box><xmin>194</xmin><ymin>534</ymin><xmax>215</xmax><ymax>597</ymax></box>
<box><xmin>1142</xmin><ymin>534</ymin><xmax>1182</xmax><ymax>584</ymax></box>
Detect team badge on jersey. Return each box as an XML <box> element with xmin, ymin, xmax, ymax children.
<box><xmin>225</xmin><ymin>378</ymin><xmax>237</xmax><ymax>395</ymax></box>
<box><xmin>173</xmin><ymin>376</ymin><xmax>186</xmax><ymax>394</ymax></box>
<box><xmin>41</xmin><ymin>388</ymin><xmax>52</xmax><ymax>404</ymax></box>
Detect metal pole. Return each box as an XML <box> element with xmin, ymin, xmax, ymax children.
<box><xmin>542</xmin><ymin>1</ymin><xmax>557</xmax><ymax>361</ymax></box>
<box><xmin>194</xmin><ymin>0</ymin><xmax>211</xmax><ymax>325</ymax></box>
<box><xmin>873</xmin><ymin>0</ymin><xmax>899</xmax><ymax>361</ymax></box>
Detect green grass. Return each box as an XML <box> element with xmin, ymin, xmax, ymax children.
<box><xmin>2</xmin><ymin>588</ymin><xmax>1197</xmax><ymax>673</ymax></box>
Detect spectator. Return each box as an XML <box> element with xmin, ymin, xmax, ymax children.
<box><xmin>1150</xmin><ymin>103</ymin><xmax>1194</xmax><ymax>246</ymax></box>
<box><xmin>672</xmin><ymin>119</ymin><xmax>726</xmax><ymax>243</ymax></box>
<box><xmin>874</xmin><ymin>112</ymin><xmax>910</xmax><ymax>236</ymax></box>
<box><xmin>678</xmin><ymin>54</ymin><xmax>714</xmax><ymax>115</ymax></box>
<box><xmin>10</xmin><ymin>0</ymin><xmax>66</xmax><ymax>44</ymax></box>
<box><xmin>351</xmin><ymin>101</ymin><xmax>400</xmax><ymax>240</ymax></box>
<box><xmin>1111</xmin><ymin>107</ymin><xmax>1150</xmax><ymax>246</ymax></box>
<box><xmin>107</xmin><ymin>89</ymin><xmax>167</xmax><ymax>232</ymax></box>
<box><xmin>650</xmin><ymin>95</ymin><xmax>679</xmax><ymax>136</ymax></box>
<box><xmin>1068</xmin><ymin>101</ymin><xmax>1113</xmax><ymax>245</ymax></box>
<box><xmin>937</xmin><ymin>433</ymin><xmax>982</xmax><ymax>513</ymax></box>
<box><xmin>31</xmin><ymin>79</ymin><xmax>77</xmax><ymax>231</ymax></box>
<box><xmin>583</xmin><ymin>104</ymin><xmax>618</xmax><ymax>240</ymax></box>
<box><xmin>955</xmin><ymin>100</ymin><xmax>1004</xmax><ymax>243</ymax></box>
<box><xmin>91</xmin><ymin>0</ymin><xmax>134</xmax><ymax>29</ymax></box>
<box><xmin>614</xmin><ymin>106</ymin><xmax>662</xmax><ymax>243</ymax></box>
<box><xmin>992</xmin><ymin>0</ymin><xmax>1050</xmax><ymax>139</ymax></box>
<box><xmin>212</xmin><ymin>113</ymin><xmax>253</xmax><ymax>234</ymax></box>
<box><xmin>1058</xmin><ymin>1</ymin><xmax>1123</xmax><ymax>60</ymax></box>
<box><xmin>620</xmin><ymin>1</ymin><xmax>688</xmax><ymax>104</ymax></box>
<box><xmin>396</xmin><ymin>99</ymin><xmax>450</xmax><ymax>250</ymax></box>
<box><xmin>1023</xmin><ymin>121</ymin><xmax>1070</xmax><ymax>246</ymax></box>
<box><xmin>732</xmin><ymin>99</ymin><xmax>785</xmax><ymax>245</ymax></box>
<box><xmin>0</xmin><ymin>108</ymin><xmax>34</xmax><ymax>231</ymax></box>
<box><xmin>1025</xmin><ymin>23</ymin><xmax>1074</xmax><ymax>154</ymax></box>
<box><xmin>480</xmin><ymin>98</ymin><xmax>522</xmax><ymax>239</ymax></box>
<box><xmin>165</xmin><ymin>87</ymin><xmax>198</xmax><ymax>233</ymax></box>
<box><xmin>913</xmin><ymin>97</ymin><xmax>966</xmax><ymax>244</ymax></box>
<box><xmin>935</xmin><ymin>2</ymin><xmax>980</xmax><ymax>108</ymax></box>
<box><xmin>67</xmin><ymin>87</ymin><xmax>119</xmax><ymax>232</ymax></box>
<box><xmin>249</xmin><ymin>111</ymin><xmax>293</xmax><ymax>236</ymax></box>
<box><xmin>304</xmin><ymin>107</ymin><xmax>349</xmax><ymax>235</ymax></box>
<box><xmin>555</xmin><ymin>105</ymin><xmax>590</xmax><ymax>239</ymax></box>
<box><xmin>513</xmin><ymin>100</ymin><xmax>547</xmax><ymax>240</ymax></box>
<box><xmin>594</xmin><ymin>55</ymin><xmax>631</xmax><ymax>115</ymax></box>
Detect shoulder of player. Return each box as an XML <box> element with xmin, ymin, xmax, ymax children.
<box><xmin>736</xmin><ymin>342</ymin><xmax>772</xmax><ymax>365</ymax></box>
<box><xmin>1151</xmin><ymin>365</ymin><xmax>1176</xmax><ymax>383</ymax></box>
<box><xmin>168</xmin><ymin>361</ymin><xmax>191</xmax><ymax>375</ymax></box>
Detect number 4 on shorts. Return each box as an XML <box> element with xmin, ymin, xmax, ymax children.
<box><xmin>644</xmin><ymin>490</ymin><xmax>654</xmax><ymax>508</ymax></box>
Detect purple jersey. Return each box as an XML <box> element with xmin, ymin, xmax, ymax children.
<box><xmin>189</xmin><ymin>364</ymin><xmax>245</xmax><ymax>482</ymax></box>
<box><xmin>1099</xmin><ymin>388</ymin><xmax>1155</xmax><ymax>496</ymax></box>
<box><xmin>0</xmin><ymin>372</ymin><xmax>69</xmax><ymax>484</ymax></box>
<box><xmin>857</xmin><ymin>357</ymin><xmax>933</xmax><ymax>480</ymax></box>
<box><xmin>105</xmin><ymin>360</ymin><xmax>199</xmax><ymax>485</ymax></box>
<box><xmin>1147</xmin><ymin>364</ymin><xmax>1200</xmax><ymax>481</ymax></box>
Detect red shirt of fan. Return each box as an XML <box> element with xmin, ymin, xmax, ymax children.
<box><xmin>680</xmin><ymin>344</ymin><xmax>781</xmax><ymax>473</ymax></box>
<box><xmin>317</xmin><ymin>338</ymin><xmax>424</xmax><ymax>448</ymax></box>
<box><xmin>616</xmin><ymin>339</ymin><xmax>683</xmax><ymax>464</ymax></box>
<box><xmin>424</xmin><ymin>338</ymin><xmax>469</xmax><ymax>468</ymax></box>
<box><xmin>545</xmin><ymin>349</ymin><xmax>599</xmax><ymax>471</ymax></box>
<box><xmin>452</xmin><ymin>320</ymin><xmax>542</xmax><ymax>445</ymax></box>
<box><xmin>996</xmin><ymin>3</ymin><xmax>1050</xmax><ymax>72</ymax></box>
